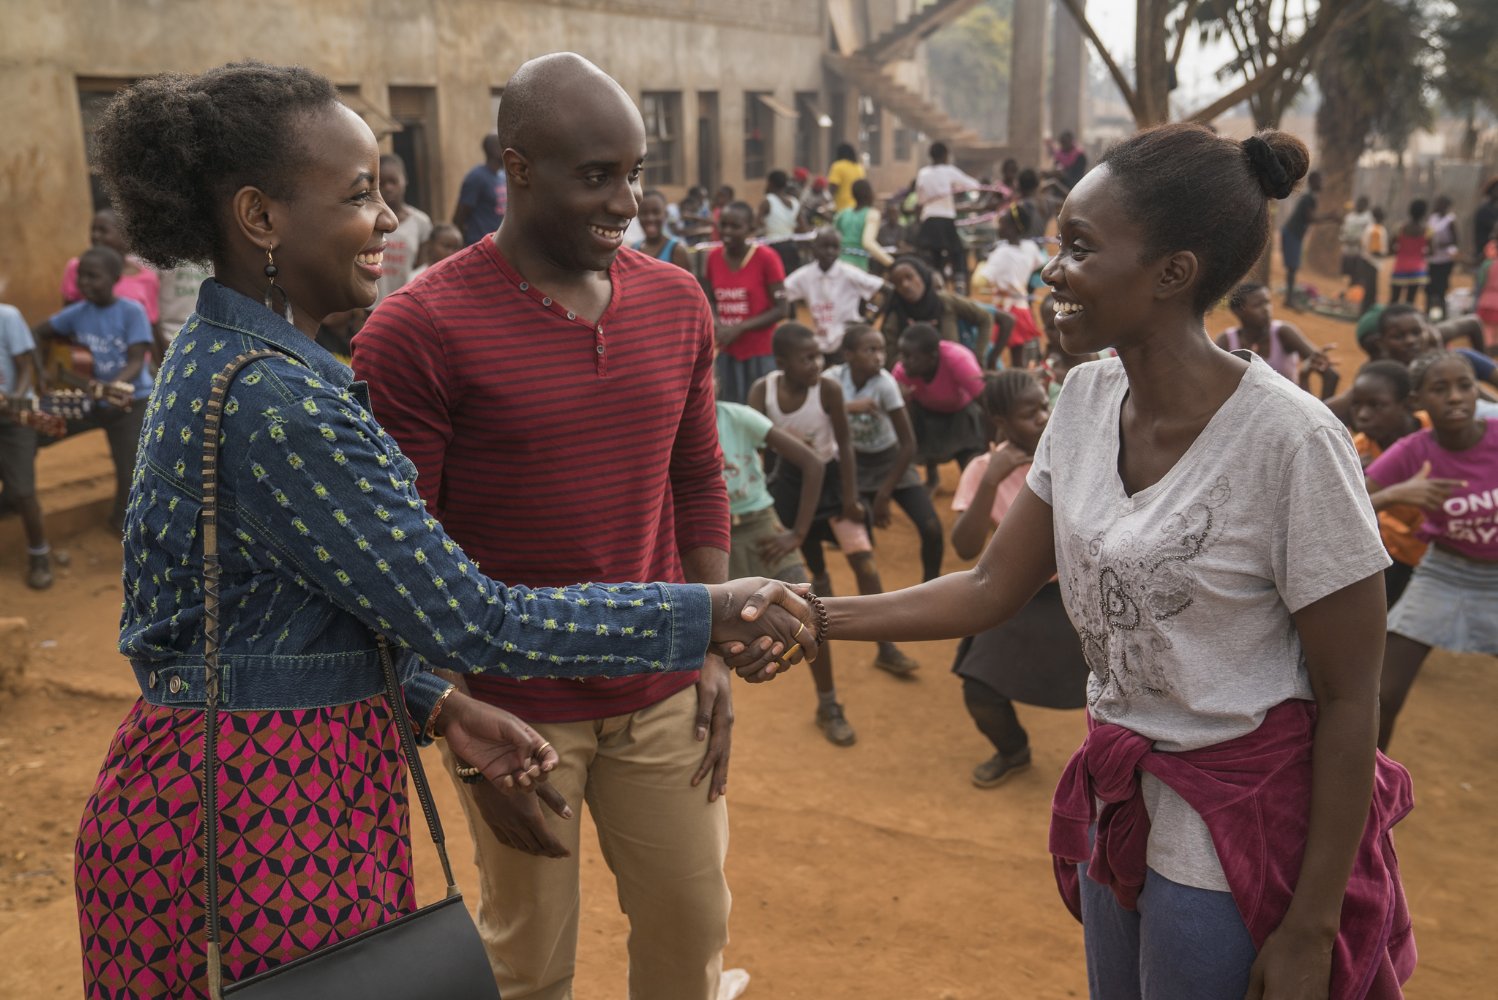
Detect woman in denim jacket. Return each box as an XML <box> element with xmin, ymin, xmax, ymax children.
<box><xmin>73</xmin><ymin>64</ymin><xmax>814</xmax><ymax>997</ymax></box>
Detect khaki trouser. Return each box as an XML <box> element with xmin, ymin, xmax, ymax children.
<box><xmin>443</xmin><ymin>686</ymin><xmax>730</xmax><ymax>1000</ymax></box>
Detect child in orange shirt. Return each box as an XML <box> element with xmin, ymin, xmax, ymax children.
<box><xmin>1348</xmin><ymin>360</ymin><xmax>1432</xmax><ymax>605</ymax></box>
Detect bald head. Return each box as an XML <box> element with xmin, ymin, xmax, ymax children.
<box><xmin>492</xmin><ymin>53</ymin><xmax>646</xmax><ymax>274</ymax></box>
<box><xmin>497</xmin><ymin>53</ymin><xmax>637</xmax><ymax>156</ymax></box>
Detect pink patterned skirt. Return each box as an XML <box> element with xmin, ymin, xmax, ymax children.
<box><xmin>75</xmin><ymin>696</ymin><xmax>415</xmax><ymax>998</ymax></box>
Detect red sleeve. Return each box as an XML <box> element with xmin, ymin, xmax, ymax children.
<box><xmin>1364</xmin><ymin>432</ymin><xmax>1426</xmax><ymax>490</ymax></box>
<box><xmin>761</xmin><ymin>245</ymin><xmax>787</xmax><ymax>283</ymax></box>
<box><xmin>670</xmin><ymin>290</ymin><xmax>732</xmax><ymax>556</ymax></box>
<box><xmin>352</xmin><ymin>291</ymin><xmax>455</xmax><ymax>514</ymax></box>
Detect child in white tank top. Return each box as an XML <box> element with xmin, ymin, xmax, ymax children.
<box><xmin>750</xmin><ymin>323</ymin><xmax>927</xmax><ymax>696</ymax></box>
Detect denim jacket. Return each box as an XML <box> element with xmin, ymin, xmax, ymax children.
<box><xmin>120</xmin><ymin>280</ymin><xmax>712</xmax><ymax>730</ymax></box>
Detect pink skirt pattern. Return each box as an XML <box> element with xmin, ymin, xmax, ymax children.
<box><xmin>75</xmin><ymin>696</ymin><xmax>414</xmax><ymax>998</ymax></box>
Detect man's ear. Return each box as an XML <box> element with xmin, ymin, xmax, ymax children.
<box><xmin>502</xmin><ymin>149</ymin><xmax>529</xmax><ymax>189</ymax></box>
<box><xmin>229</xmin><ymin>186</ymin><xmax>281</xmax><ymax>253</ymax></box>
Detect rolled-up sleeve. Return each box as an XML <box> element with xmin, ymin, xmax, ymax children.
<box><xmin>222</xmin><ymin>357</ymin><xmax>713</xmax><ymax>683</ymax></box>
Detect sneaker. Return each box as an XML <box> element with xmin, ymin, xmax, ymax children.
<box><xmin>872</xmin><ymin>647</ymin><xmax>920</xmax><ymax>678</ymax></box>
<box><xmin>971</xmin><ymin>748</ymin><xmax>1032</xmax><ymax>788</ymax></box>
<box><xmin>815</xmin><ymin>702</ymin><xmax>857</xmax><ymax>746</ymax></box>
<box><xmin>27</xmin><ymin>553</ymin><xmax>53</xmax><ymax>590</ymax></box>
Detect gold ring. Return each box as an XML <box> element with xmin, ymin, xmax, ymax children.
<box><xmin>794</xmin><ymin>622</ymin><xmax>807</xmax><ymax>641</ymax></box>
<box><xmin>782</xmin><ymin>642</ymin><xmax>802</xmax><ymax>661</ymax></box>
<box><xmin>537</xmin><ymin>742</ymin><xmax>555</xmax><ymax>756</ymax></box>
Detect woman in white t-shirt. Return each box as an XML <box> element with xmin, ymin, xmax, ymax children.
<box><xmin>797</xmin><ymin>125</ymin><xmax>1414</xmax><ymax>998</ymax></box>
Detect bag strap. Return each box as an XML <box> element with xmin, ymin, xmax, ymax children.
<box><xmin>198</xmin><ymin>351</ymin><xmax>459</xmax><ymax>998</ymax></box>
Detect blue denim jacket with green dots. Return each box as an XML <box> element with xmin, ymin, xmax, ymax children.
<box><xmin>119</xmin><ymin>280</ymin><xmax>712</xmax><ymax>729</ymax></box>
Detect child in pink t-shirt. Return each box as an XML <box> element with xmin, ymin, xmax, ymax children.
<box><xmin>893</xmin><ymin>322</ymin><xmax>988</xmax><ymax>491</ymax></box>
<box><xmin>948</xmin><ymin>369</ymin><xmax>1089</xmax><ymax>787</ymax></box>
<box><xmin>1366</xmin><ymin>351</ymin><xmax>1498</xmax><ymax>749</ymax></box>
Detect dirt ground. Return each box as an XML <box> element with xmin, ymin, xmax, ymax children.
<box><xmin>1</xmin><ymin>299</ymin><xmax>1493</xmax><ymax>998</ymax></box>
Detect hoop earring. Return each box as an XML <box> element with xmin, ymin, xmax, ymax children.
<box><xmin>263</xmin><ymin>248</ymin><xmax>294</xmax><ymax>325</ymax></box>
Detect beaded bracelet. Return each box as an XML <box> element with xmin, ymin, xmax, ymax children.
<box><xmin>806</xmin><ymin>592</ymin><xmax>830</xmax><ymax>643</ymax></box>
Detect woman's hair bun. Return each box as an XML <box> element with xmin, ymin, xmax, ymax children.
<box><xmin>1241</xmin><ymin>130</ymin><xmax>1310</xmax><ymax>200</ymax></box>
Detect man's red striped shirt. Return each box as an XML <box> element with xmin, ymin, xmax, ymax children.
<box><xmin>355</xmin><ymin>239</ymin><xmax>729</xmax><ymax>722</ymax></box>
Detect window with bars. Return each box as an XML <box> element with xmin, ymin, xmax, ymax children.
<box><xmin>859</xmin><ymin>96</ymin><xmax>882</xmax><ymax>167</ymax></box>
<box><xmin>641</xmin><ymin>91</ymin><xmax>683</xmax><ymax>186</ymax></box>
<box><xmin>744</xmin><ymin>92</ymin><xmax>775</xmax><ymax>180</ymax></box>
<box><xmin>77</xmin><ymin>77</ymin><xmax>134</xmax><ymax>209</ymax></box>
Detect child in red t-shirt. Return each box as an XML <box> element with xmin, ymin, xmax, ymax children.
<box><xmin>706</xmin><ymin>202</ymin><xmax>786</xmax><ymax>403</ymax></box>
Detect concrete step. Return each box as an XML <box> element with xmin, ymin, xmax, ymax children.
<box><xmin>0</xmin><ymin>433</ymin><xmax>115</xmax><ymax>555</ymax></box>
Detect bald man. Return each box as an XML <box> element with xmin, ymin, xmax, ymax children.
<box><xmin>358</xmin><ymin>54</ymin><xmax>736</xmax><ymax>1000</ymax></box>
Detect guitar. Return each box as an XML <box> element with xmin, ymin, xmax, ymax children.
<box><xmin>45</xmin><ymin>340</ymin><xmax>136</xmax><ymax>408</ymax></box>
<box><xmin>2</xmin><ymin>389</ymin><xmax>90</xmax><ymax>438</ymax></box>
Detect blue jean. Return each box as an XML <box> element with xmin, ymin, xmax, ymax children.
<box><xmin>1079</xmin><ymin>863</ymin><xmax>1257</xmax><ymax>1000</ymax></box>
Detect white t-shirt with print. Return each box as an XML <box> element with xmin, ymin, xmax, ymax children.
<box><xmin>783</xmin><ymin>261</ymin><xmax>885</xmax><ymax>353</ymax></box>
<box><xmin>916</xmin><ymin>163</ymin><xmax>981</xmax><ymax>220</ymax></box>
<box><xmin>377</xmin><ymin>206</ymin><xmax>434</xmax><ymax>300</ymax></box>
<box><xmin>1027</xmin><ymin>353</ymin><xmax>1388</xmax><ymax>889</ymax></box>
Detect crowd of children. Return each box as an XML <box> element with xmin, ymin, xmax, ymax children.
<box><xmin>8</xmin><ymin>131</ymin><xmax>1493</xmax><ymax>794</ymax></box>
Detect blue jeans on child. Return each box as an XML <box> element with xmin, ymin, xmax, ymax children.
<box><xmin>1079</xmin><ymin>863</ymin><xmax>1257</xmax><ymax>1000</ymax></box>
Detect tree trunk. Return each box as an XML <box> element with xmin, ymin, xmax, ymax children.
<box><xmin>1133</xmin><ymin>0</ymin><xmax>1173</xmax><ymax>125</ymax></box>
<box><xmin>1307</xmin><ymin>42</ymin><xmax>1375</xmax><ymax>278</ymax></box>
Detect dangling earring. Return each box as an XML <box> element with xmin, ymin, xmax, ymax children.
<box><xmin>263</xmin><ymin>248</ymin><xmax>294</xmax><ymax>325</ymax></box>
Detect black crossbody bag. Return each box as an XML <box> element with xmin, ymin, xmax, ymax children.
<box><xmin>197</xmin><ymin>350</ymin><xmax>499</xmax><ymax>999</ymax></box>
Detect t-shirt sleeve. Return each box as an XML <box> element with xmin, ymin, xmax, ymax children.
<box><xmin>782</xmin><ymin>266</ymin><xmax>809</xmax><ymax>302</ymax></box>
<box><xmin>730</xmin><ymin>402</ymin><xmax>774</xmax><ymax>446</ymax></box>
<box><xmin>457</xmin><ymin>169</ymin><xmax>482</xmax><ymax>207</ymax></box>
<box><xmin>851</xmin><ymin>267</ymin><xmax>885</xmax><ymax>298</ymax></box>
<box><xmin>761</xmin><ymin>246</ymin><xmax>787</xmax><ymax>284</ymax></box>
<box><xmin>875</xmin><ymin>371</ymin><xmax>905</xmax><ymax>412</ymax></box>
<box><xmin>1364</xmin><ymin>432</ymin><xmax>1426</xmax><ymax>489</ymax></box>
<box><xmin>951</xmin><ymin>454</ymin><xmax>988</xmax><ymax>513</ymax></box>
<box><xmin>891</xmin><ymin>361</ymin><xmax>910</xmax><ymax>389</ymax></box>
<box><xmin>1025</xmin><ymin>367</ymin><xmax>1081</xmax><ymax>505</ymax></box>
<box><xmin>122</xmin><ymin>301</ymin><xmax>153</xmax><ymax>345</ymax></box>
<box><xmin>1026</xmin><ymin>419</ymin><xmax>1055</xmax><ymax>505</ymax></box>
<box><xmin>1272</xmin><ymin>424</ymin><xmax>1391</xmax><ymax>613</ymax></box>
<box><xmin>0</xmin><ymin>308</ymin><xmax>35</xmax><ymax>356</ymax></box>
<box><xmin>47</xmin><ymin>300</ymin><xmax>87</xmax><ymax>335</ymax></box>
<box><xmin>951</xmin><ymin>343</ymin><xmax>985</xmax><ymax>402</ymax></box>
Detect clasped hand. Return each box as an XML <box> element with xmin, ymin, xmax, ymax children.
<box><xmin>704</xmin><ymin>577</ymin><xmax>819</xmax><ymax>681</ymax></box>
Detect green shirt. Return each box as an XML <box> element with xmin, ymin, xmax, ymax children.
<box><xmin>716</xmin><ymin>401</ymin><xmax>775</xmax><ymax>515</ymax></box>
<box><xmin>834</xmin><ymin>206</ymin><xmax>872</xmax><ymax>270</ymax></box>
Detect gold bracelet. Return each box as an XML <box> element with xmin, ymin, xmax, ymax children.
<box><xmin>423</xmin><ymin>684</ymin><xmax>458</xmax><ymax>740</ymax></box>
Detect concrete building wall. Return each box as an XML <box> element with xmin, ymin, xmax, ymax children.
<box><xmin>5</xmin><ymin>0</ymin><xmax>934</xmax><ymax>322</ymax></box>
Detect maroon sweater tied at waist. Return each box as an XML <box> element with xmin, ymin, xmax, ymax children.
<box><xmin>1049</xmin><ymin>700</ymin><xmax>1415</xmax><ymax>999</ymax></box>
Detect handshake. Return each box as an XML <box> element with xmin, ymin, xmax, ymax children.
<box><xmin>703</xmin><ymin>577</ymin><xmax>823</xmax><ymax>681</ymax></box>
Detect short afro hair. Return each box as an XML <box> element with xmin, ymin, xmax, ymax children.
<box><xmin>1096</xmin><ymin>123</ymin><xmax>1308</xmax><ymax>314</ymax></box>
<box><xmin>93</xmin><ymin>62</ymin><xmax>340</xmax><ymax>268</ymax></box>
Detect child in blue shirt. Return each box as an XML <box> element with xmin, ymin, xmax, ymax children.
<box><xmin>0</xmin><ymin>302</ymin><xmax>53</xmax><ymax>587</ymax></box>
<box><xmin>33</xmin><ymin>246</ymin><xmax>152</xmax><ymax>530</ymax></box>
